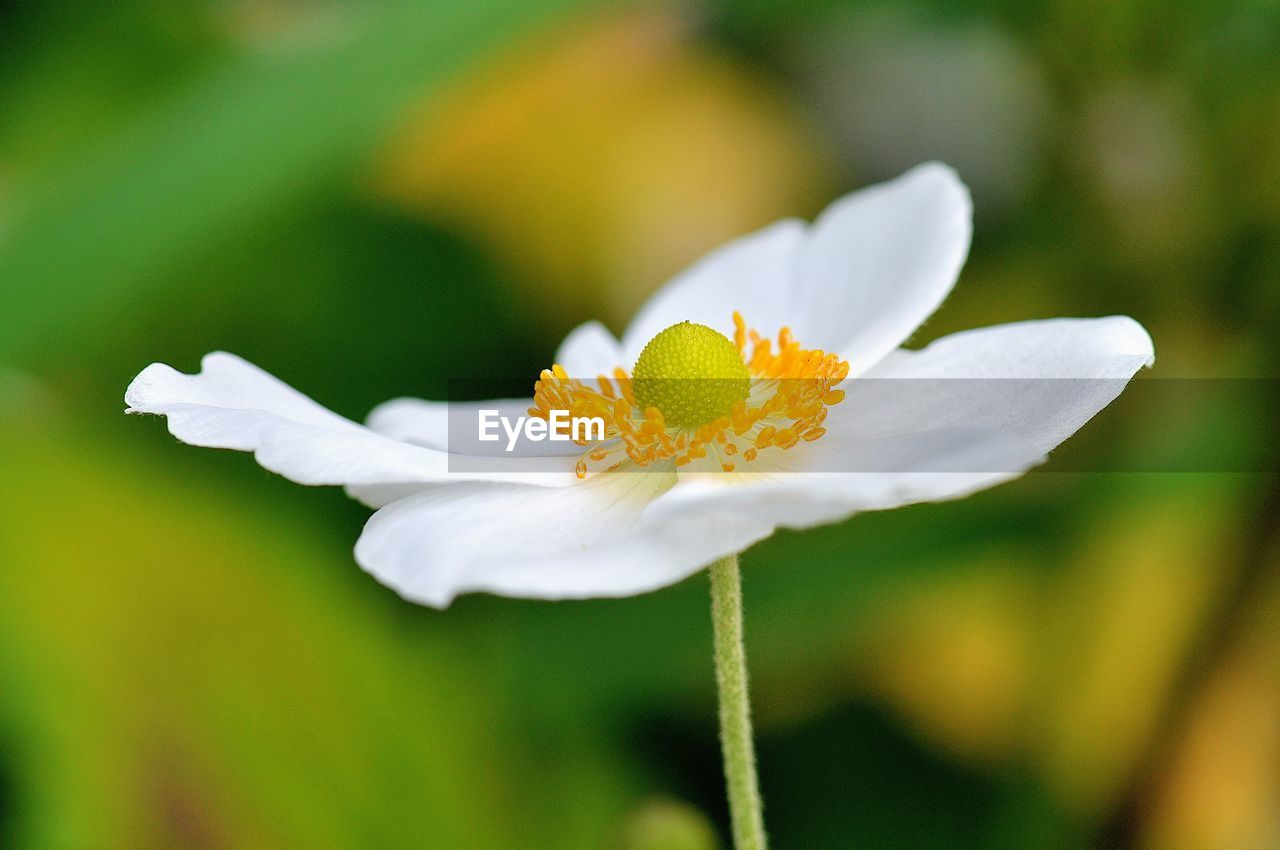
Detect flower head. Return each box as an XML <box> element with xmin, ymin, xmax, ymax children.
<box><xmin>529</xmin><ymin>313</ymin><xmax>848</xmax><ymax>478</ymax></box>
<box><xmin>125</xmin><ymin>163</ymin><xmax>1154</xmax><ymax>607</ymax></box>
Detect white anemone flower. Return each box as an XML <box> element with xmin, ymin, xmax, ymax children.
<box><xmin>125</xmin><ymin>163</ymin><xmax>1153</xmax><ymax>609</ymax></box>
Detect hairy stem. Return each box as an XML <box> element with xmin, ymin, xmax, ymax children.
<box><xmin>709</xmin><ymin>553</ymin><xmax>767</xmax><ymax>850</ymax></box>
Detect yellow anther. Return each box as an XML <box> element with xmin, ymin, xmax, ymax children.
<box><xmin>528</xmin><ymin>312</ymin><xmax>848</xmax><ymax>479</ymax></box>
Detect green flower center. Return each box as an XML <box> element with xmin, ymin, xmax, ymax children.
<box><xmin>632</xmin><ymin>321</ymin><xmax>750</xmax><ymax>429</ymax></box>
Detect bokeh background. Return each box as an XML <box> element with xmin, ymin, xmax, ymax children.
<box><xmin>2</xmin><ymin>1</ymin><xmax>1278</xmax><ymax>848</ymax></box>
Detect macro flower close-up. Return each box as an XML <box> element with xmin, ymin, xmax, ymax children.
<box><xmin>125</xmin><ymin>163</ymin><xmax>1153</xmax><ymax>608</ymax></box>
<box><xmin>5</xmin><ymin>3</ymin><xmax>1276</xmax><ymax>848</ymax></box>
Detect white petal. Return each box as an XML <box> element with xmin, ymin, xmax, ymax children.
<box><xmin>619</xmin><ymin>220</ymin><xmax>807</xmax><ymax>363</ymax></box>
<box><xmin>616</xmin><ymin>164</ymin><xmax>971</xmax><ymax>374</ymax></box>
<box><xmin>350</xmin><ymin>397</ymin><xmax>582</xmax><ymax>508</ymax></box>
<box><xmin>353</xmin><ymin>397</ymin><xmax>578</xmax><ymax>508</ymax></box>
<box><xmin>554</xmin><ymin>320</ymin><xmax>625</xmax><ymax>378</ymax></box>
<box><xmin>354</xmin><ymin>471</ymin><xmax>773</xmax><ymax>607</ymax></box>
<box><xmin>125</xmin><ymin>352</ymin><xmax>575</xmax><ymax>489</ymax></box>
<box><xmin>648</xmin><ymin>427</ymin><xmax>1044</xmax><ymax>530</ymax></box>
<box><xmin>793</xmin><ymin>162</ymin><xmax>972</xmax><ymax>371</ymax></box>
<box><xmin>646</xmin><ymin>314</ymin><xmax>1150</xmax><ymax>536</ymax></box>
<box><xmin>849</xmin><ymin>316</ymin><xmax>1155</xmax><ymax>451</ymax></box>
<box><xmin>345</xmin><ymin>482</ymin><xmax>441</xmax><ymax>510</ymax></box>
<box><xmin>366</xmin><ymin>397</ymin><xmax>540</xmax><ymax>450</ymax></box>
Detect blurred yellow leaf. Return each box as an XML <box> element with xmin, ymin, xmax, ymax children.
<box><xmin>852</xmin><ymin>557</ymin><xmax>1038</xmax><ymax>764</ymax></box>
<box><xmin>374</xmin><ymin>7</ymin><xmax>827</xmax><ymax>330</ymax></box>
<box><xmin>1028</xmin><ymin>478</ymin><xmax>1243</xmax><ymax>815</ymax></box>
<box><xmin>610</xmin><ymin>798</ymin><xmax>720</xmax><ymax>850</ymax></box>
<box><xmin>0</xmin><ymin>408</ymin><xmax>628</xmax><ymax>848</ymax></box>
<box><xmin>1143</xmin><ymin>560</ymin><xmax>1280</xmax><ymax>850</ymax></box>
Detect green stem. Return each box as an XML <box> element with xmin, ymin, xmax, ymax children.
<box><xmin>709</xmin><ymin>553</ymin><xmax>767</xmax><ymax>850</ymax></box>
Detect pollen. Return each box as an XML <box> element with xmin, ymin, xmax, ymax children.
<box><xmin>631</xmin><ymin>322</ymin><xmax>750</xmax><ymax>429</ymax></box>
<box><xmin>529</xmin><ymin>311</ymin><xmax>849</xmax><ymax>479</ymax></box>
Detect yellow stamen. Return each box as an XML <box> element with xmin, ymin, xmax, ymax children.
<box><xmin>529</xmin><ymin>314</ymin><xmax>849</xmax><ymax>479</ymax></box>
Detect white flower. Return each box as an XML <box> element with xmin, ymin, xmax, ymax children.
<box><xmin>125</xmin><ymin>163</ymin><xmax>1153</xmax><ymax>607</ymax></box>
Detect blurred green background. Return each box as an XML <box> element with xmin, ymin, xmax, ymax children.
<box><xmin>2</xmin><ymin>1</ymin><xmax>1278</xmax><ymax>848</ymax></box>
